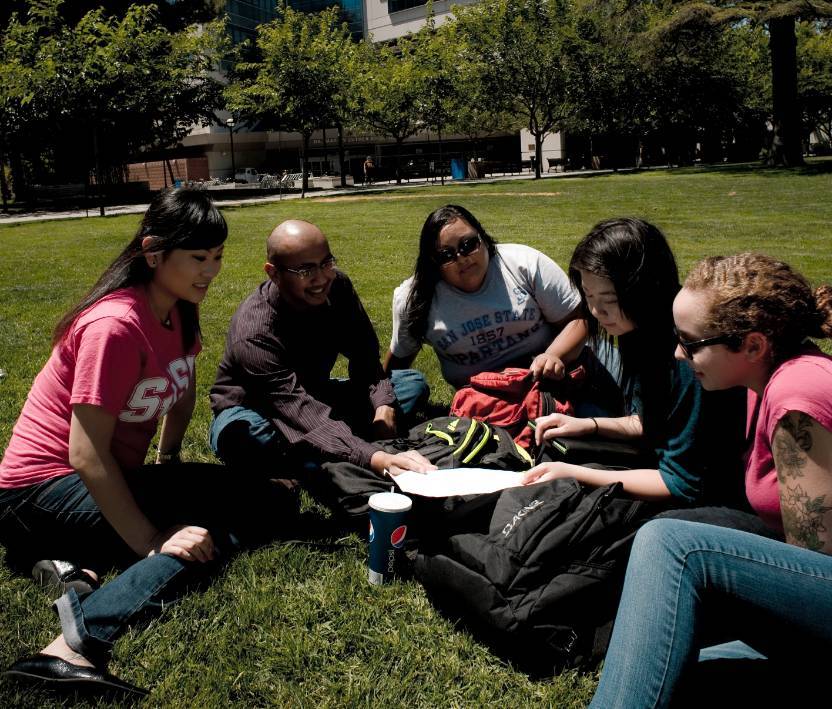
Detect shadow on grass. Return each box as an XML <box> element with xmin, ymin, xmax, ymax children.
<box><xmin>667</xmin><ymin>157</ymin><xmax>832</xmax><ymax>178</ymax></box>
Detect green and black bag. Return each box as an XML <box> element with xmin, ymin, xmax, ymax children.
<box><xmin>316</xmin><ymin>416</ymin><xmax>534</xmax><ymax>521</ymax></box>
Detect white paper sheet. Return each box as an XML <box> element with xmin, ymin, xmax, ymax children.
<box><xmin>393</xmin><ymin>467</ymin><xmax>525</xmax><ymax>498</ymax></box>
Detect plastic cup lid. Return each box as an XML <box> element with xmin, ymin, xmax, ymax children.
<box><xmin>368</xmin><ymin>491</ymin><xmax>412</xmax><ymax>512</ymax></box>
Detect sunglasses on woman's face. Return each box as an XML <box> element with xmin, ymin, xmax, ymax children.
<box><xmin>435</xmin><ymin>234</ymin><xmax>482</xmax><ymax>267</ymax></box>
<box><xmin>674</xmin><ymin>327</ymin><xmax>743</xmax><ymax>359</ymax></box>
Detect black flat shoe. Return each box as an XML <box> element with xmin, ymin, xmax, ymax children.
<box><xmin>2</xmin><ymin>654</ymin><xmax>148</xmax><ymax>697</ymax></box>
<box><xmin>32</xmin><ymin>560</ymin><xmax>100</xmax><ymax>599</ymax></box>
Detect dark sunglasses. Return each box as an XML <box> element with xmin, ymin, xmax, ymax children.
<box><xmin>434</xmin><ymin>234</ymin><xmax>482</xmax><ymax>267</ymax></box>
<box><xmin>674</xmin><ymin>327</ymin><xmax>743</xmax><ymax>359</ymax></box>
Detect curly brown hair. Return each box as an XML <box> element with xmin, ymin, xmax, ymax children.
<box><xmin>684</xmin><ymin>252</ymin><xmax>832</xmax><ymax>364</ymax></box>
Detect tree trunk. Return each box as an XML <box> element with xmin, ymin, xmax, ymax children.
<box><xmin>338</xmin><ymin>124</ymin><xmax>346</xmax><ymax>188</ymax></box>
<box><xmin>395</xmin><ymin>137</ymin><xmax>403</xmax><ymax>185</ymax></box>
<box><xmin>768</xmin><ymin>16</ymin><xmax>804</xmax><ymax>166</ymax></box>
<box><xmin>534</xmin><ymin>132</ymin><xmax>542</xmax><ymax>179</ymax></box>
<box><xmin>322</xmin><ymin>125</ymin><xmax>327</xmax><ymax>174</ymax></box>
<box><xmin>93</xmin><ymin>127</ymin><xmax>105</xmax><ymax>217</ymax></box>
<box><xmin>301</xmin><ymin>132</ymin><xmax>310</xmax><ymax>197</ymax></box>
<box><xmin>0</xmin><ymin>134</ymin><xmax>8</xmax><ymax>213</ymax></box>
<box><xmin>10</xmin><ymin>149</ymin><xmax>27</xmax><ymax>206</ymax></box>
<box><xmin>165</xmin><ymin>158</ymin><xmax>176</xmax><ymax>187</ymax></box>
<box><xmin>438</xmin><ymin>126</ymin><xmax>444</xmax><ymax>187</ymax></box>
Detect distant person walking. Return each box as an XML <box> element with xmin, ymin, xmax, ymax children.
<box><xmin>363</xmin><ymin>156</ymin><xmax>375</xmax><ymax>185</ymax></box>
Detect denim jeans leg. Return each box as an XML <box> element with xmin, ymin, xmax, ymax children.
<box><xmin>210</xmin><ymin>405</ymin><xmax>287</xmax><ymax>472</ymax></box>
<box><xmin>54</xmin><ymin>552</ymin><xmax>200</xmax><ymax>665</ymax></box>
<box><xmin>590</xmin><ymin>519</ymin><xmax>832</xmax><ymax>709</ymax></box>
<box><xmin>0</xmin><ymin>474</ymin><xmax>132</xmax><ymax>572</ymax></box>
<box><xmin>390</xmin><ymin>368</ymin><xmax>430</xmax><ymax>422</ymax></box>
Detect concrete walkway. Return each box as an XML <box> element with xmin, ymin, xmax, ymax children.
<box><xmin>0</xmin><ymin>167</ymin><xmax>626</xmax><ymax>225</ymax></box>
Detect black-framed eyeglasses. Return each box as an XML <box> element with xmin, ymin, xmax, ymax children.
<box><xmin>674</xmin><ymin>327</ymin><xmax>743</xmax><ymax>359</ymax></box>
<box><xmin>278</xmin><ymin>256</ymin><xmax>337</xmax><ymax>280</ymax></box>
<box><xmin>434</xmin><ymin>234</ymin><xmax>482</xmax><ymax>267</ymax></box>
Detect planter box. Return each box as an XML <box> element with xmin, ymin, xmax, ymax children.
<box><xmin>311</xmin><ymin>175</ymin><xmax>354</xmax><ymax>188</ymax></box>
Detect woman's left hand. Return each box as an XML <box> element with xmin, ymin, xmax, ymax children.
<box><xmin>521</xmin><ymin>462</ymin><xmax>572</xmax><ymax>485</ymax></box>
<box><xmin>530</xmin><ymin>353</ymin><xmax>566</xmax><ymax>380</ymax></box>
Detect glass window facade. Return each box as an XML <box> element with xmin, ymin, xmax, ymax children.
<box><xmin>388</xmin><ymin>0</ymin><xmax>428</xmax><ymax>13</ymax></box>
<box><xmin>289</xmin><ymin>0</ymin><xmax>364</xmax><ymax>37</ymax></box>
<box><xmin>225</xmin><ymin>0</ymin><xmax>279</xmax><ymax>44</ymax></box>
<box><xmin>224</xmin><ymin>1</ymin><xmax>364</xmax><ymax>42</ymax></box>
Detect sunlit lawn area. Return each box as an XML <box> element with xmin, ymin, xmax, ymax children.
<box><xmin>1</xmin><ymin>162</ymin><xmax>830</xmax><ymax>707</ymax></box>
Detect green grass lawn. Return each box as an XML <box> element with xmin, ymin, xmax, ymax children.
<box><xmin>1</xmin><ymin>162</ymin><xmax>831</xmax><ymax>707</ymax></box>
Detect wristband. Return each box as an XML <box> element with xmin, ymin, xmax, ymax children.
<box><xmin>156</xmin><ymin>449</ymin><xmax>181</xmax><ymax>464</ymax></box>
<box><xmin>590</xmin><ymin>418</ymin><xmax>599</xmax><ymax>436</ymax></box>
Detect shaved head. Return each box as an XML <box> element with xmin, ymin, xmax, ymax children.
<box><xmin>267</xmin><ymin>220</ymin><xmax>328</xmax><ymax>264</ymax></box>
<box><xmin>264</xmin><ymin>219</ymin><xmax>336</xmax><ymax>310</ymax></box>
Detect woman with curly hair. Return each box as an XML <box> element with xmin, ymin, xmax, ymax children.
<box><xmin>591</xmin><ymin>253</ymin><xmax>832</xmax><ymax>708</ymax></box>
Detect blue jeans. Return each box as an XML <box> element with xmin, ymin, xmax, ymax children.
<box><xmin>209</xmin><ymin>368</ymin><xmax>429</xmax><ymax>470</ymax></box>
<box><xmin>590</xmin><ymin>519</ymin><xmax>832</xmax><ymax>708</ymax></box>
<box><xmin>0</xmin><ymin>464</ymin><xmax>293</xmax><ymax>664</ymax></box>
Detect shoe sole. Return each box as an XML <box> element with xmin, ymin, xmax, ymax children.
<box><xmin>31</xmin><ymin>561</ymin><xmax>97</xmax><ymax>599</ymax></box>
<box><xmin>2</xmin><ymin>668</ymin><xmax>148</xmax><ymax>696</ymax></box>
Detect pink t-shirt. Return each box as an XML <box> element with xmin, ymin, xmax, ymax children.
<box><xmin>0</xmin><ymin>287</ymin><xmax>201</xmax><ymax>489</ymax></box>
<box><xmin>745</xmin><ymin>349</ymin><xmax>832</xmax><ymax>532</ymax></box>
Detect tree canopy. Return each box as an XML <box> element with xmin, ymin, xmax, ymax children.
<box><xmin>226</xmin><ymin>6</ymin><xmax>355</xmax><ymax>195</ymax></box>
<box><xmin>0</xmin><ymin>0</ymin><xmax>226</xmax><ymax>202</ymax></box>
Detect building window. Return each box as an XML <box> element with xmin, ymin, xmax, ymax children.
<box><xmin>388</xmin><ymin>0</ymin><xmax>428</xmax><ymax>13</ymax></box>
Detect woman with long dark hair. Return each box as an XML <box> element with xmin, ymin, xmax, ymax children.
<box><xmin>523</xmin><ymin>218</ymin><xmax>746</xmax><ymax>505</ymax></box>
<box><xmin>590</xmin><ymin>253</ymin><xmax>832</xmax><ymax>707</ymax></box>
<box><xmin>0</xmin><ymin>190</ymin><xmax>284</xmax><ymax>695</ymax></box>
<box><xmin>384</xmin><ymin>204</ymin><xmax>587</xmax><ymax>388</ymax></box>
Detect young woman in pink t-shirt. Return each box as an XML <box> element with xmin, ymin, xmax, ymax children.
<box><xmin>0</xmin><ymin>190</ymin><xmax>290</xmax><ymax>696</ymax></box>
<box><xmin>591</xmin><ymin>253</ymin><xmax>832</xmax><ymax>708</ymax></box>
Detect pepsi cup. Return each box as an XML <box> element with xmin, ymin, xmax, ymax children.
<box><xmin>367</xmin><ymin>492</ymin><xmax>412</xmax><ymax>585</ymax></box>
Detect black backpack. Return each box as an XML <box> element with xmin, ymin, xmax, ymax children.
<box><xmin>317</xmin><ymin>416</ymin><xmax>535</xmax><ymax>520</ymax></box>
<box><xmin>412</xmin><ymin>478</ymin><xmax>651</xmax><ymax>676</ymax></box>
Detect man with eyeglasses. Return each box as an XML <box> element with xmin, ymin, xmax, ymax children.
<box><xmin>209</xmin><ymin>220</ymin><xmax>435</xmax><ymax>522</ymax></box>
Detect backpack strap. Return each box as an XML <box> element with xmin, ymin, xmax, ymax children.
<box><xmin>452</xmin><ymin>418</ymin><xmax>481</xmax><ymax>459</ymax></box>
<box><xmin>461</xmin><ymin>421</ymin><xmax>493</xmax><ymax>464</ymax></box>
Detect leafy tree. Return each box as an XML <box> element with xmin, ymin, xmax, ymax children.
<box><xmin>567</xmin><ymin>0</ymin><xmax>654</xmax><ymax>167</ymax></box>
<box><xmin>226</xmin><ymin>6</ymin><xmax>355</xmax><ymax>195</ymax></box>
<box><xmin>0</xmin><ymin>0</ymin><xmax>226</xmax><ymax>210</ymax></box>
<box><xmin>438</xmin><ymin>18</ymin><xmax>519</xmax><ymax>162</ymax></box>
<box><xmin>354</xmin><ymin>34</ymin><xmax>427</xmax><ymax>185</ymax></box>
<box><xmin>69</xmin><ymin>6</ymin><xmax>225</xmax><ymax>168</ymax></box>
<box><xmin>452</xmin><ymin>0</ymin><xmax>582</xmax><ymax>179</ymax></box>
<box><xmin>798</xmin><ymin>20</ymin><xmax>832</xmax><ymax>148</ymax></box>
<box><xmin>0</xmin><ymin>0</ymin><xmax>224</xmax><ymax>31</ymax></box>
<box><xmin>660</xmin><ymin>1</ymin><xmax>832</xmax><ymax>166</ymax></box>
<box><xmin>644</xmin><ymin>10</ymin><xmax>770</xmax><ymax>164</ymax></box>
<box><xmin>408</xmin><ymin>15</ymin><xmax>453</xmax><ymax>182</ymax></box>
<box><xmin>0</xmin><ymin>1</ymin><xmax>62</xmax><ymax>205</ymax></box>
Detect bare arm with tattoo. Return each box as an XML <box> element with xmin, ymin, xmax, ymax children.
<box><xmin>772</xmin><ymin>411</ymin><xmax>832</xmax><ymax>553</ymax></box>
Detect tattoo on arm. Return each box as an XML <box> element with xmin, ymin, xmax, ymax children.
<box><xmin>774</xmin><ymin>412</ymin><xmax>832</xmax><ymax>552</ymax></box>
<box><xmin>775</xmin><ymin>412</ymin><xmax>814</xmax><ymax>481</ymax></box>
<box><xmin>780</xmin><ymin>483</ymin><xmax>832</xmax><ymax>552</ymax></box>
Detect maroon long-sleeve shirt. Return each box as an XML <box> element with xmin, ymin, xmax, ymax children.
<box><xmin>209</xmin><ymin>274</ymin><xmax>395</xmax><ymax>467</ymax></box>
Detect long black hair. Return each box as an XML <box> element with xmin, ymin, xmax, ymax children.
<box><xmin>569</xmin><ymin>218</ymin><xmax>680</xmax><ymax>436</ymax></box>
<box><xmin>53</xmin><ymin>189</ymin><xmax>227</xmax><ymax>351</ymax></box>
<box><xmin>404</xmin><ymin>204</ymin><xmax>498</xmax><ymax>340</ymax></box>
